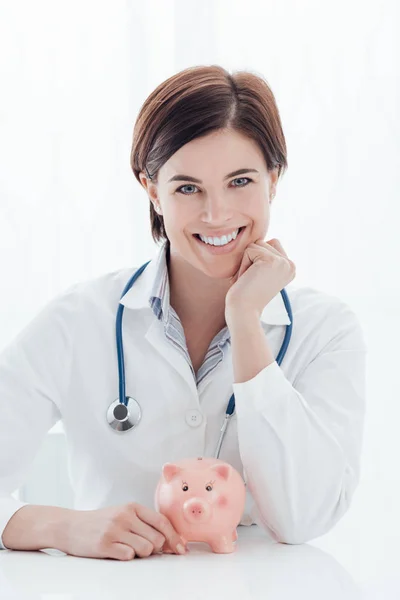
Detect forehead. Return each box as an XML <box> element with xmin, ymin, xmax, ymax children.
<box><xmin>180</xmin><ymin>470</ymin><xmax>214</xmax><ymax>480</ymax></box>
<box><xmin>158</xmin><ymin>129</ymin><xmax>265</xmax><ymax>183</ymax></box>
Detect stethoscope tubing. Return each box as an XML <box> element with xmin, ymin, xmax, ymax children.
<box><xmin>116</xmin><ymin>261</ymin><xmax>151</xmax><ymax>408</ymax></box>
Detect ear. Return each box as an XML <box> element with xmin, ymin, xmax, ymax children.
<box><xmin>270</xmin><ymin>166</ymin><xmax>279</xmax><ymax>187</ymax></box>
<box><xmin>138</xmin><ymin>171</ymin><xmax>149</xmax><ymax>190</ymax></box>
<box><xmin>138</xmin><ymin>171</ymin><xmax>159</xmax><ymax>200</ymax></box>
<box><xmin>269</xmin><ymin>167</ymin><xmax>279</xmax><ymax>202</ymax></box>
<box><xmin>210</xmin><ymin>463</ymin><xmax>232</xmax><ymax>480</ymax></box>
<box><xmin>162</xmin><ymin>463</ymin><xmax>182</xmax><ymax>483</ymax></box>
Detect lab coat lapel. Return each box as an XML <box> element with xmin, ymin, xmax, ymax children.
<box><xmin>145</xmin><ymin>318</ymin><xmax>198</xmax><ymax>396</ymax></box>
<box><xmin>118</xmin><ymin>248</ymin><xmax>198</xmax><ymax>396</ymax></box>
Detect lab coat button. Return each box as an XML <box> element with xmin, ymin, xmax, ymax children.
<box><xmin>185</xmin><ymin>409</ymin><xmax>203</xmax><ymax>427</ymax></box>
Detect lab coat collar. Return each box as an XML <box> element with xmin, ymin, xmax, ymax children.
<box><xmin>119</xmin><ymin>244</ymin><xmax>291</xmax><ymax>326</ymax></box>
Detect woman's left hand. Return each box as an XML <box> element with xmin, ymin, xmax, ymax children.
<box><xmin>225</xmin><ymin>238</ymin><xmax>296</xmax><ymax>320</ymax></box>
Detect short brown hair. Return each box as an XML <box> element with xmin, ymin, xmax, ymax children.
<box><xmin>130</xmin><ymin>65</ymin><xmax>288</xmax><ymax>245</ymax></box>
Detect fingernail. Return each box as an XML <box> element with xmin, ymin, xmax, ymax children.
<box><xmin>176</xmin><ymin>543</ymin><xmax>186</xmax><ymax>555</ymax></box>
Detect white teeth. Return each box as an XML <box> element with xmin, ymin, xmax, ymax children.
<box><xmin>199</xmin><ymin>229</ymin><xmax>239</xmax><ymax>246</ymax></box>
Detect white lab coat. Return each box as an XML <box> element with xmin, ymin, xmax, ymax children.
<box><xmin>0</xmin><ymin>250</ymin><xmax>367</xmax><ymax>549</ymax></box>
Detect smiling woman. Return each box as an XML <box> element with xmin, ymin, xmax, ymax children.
<box><xmin>0</xmin><ymin>64</ymin><xmax>367</xmax><ymax>561</ymax></box>
<box><xmin>130</xmin><ymin>66</ymin><xmax>288</xmax><ymax>323</ymax></box>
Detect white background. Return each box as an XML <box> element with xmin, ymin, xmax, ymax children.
<box><xmin>0</xmin><ymin>0</ymin><xmax>399</xmax><ymax>597</ymax></box>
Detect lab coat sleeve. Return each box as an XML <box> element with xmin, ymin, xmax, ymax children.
<box><xmin>232</xmin><ymin>303</ymin><xmax>367</xmax><ymax>545</ymax></box>
<box><xmin>0</xmin><ymin>288</ymin><xmax>77</xmax><ymax>550</ymax></box>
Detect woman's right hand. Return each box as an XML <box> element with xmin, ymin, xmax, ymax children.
<box><xmin>61</xmin><ymin>502</ymin><xmax>187</xmax><ymax>560</ymax></box>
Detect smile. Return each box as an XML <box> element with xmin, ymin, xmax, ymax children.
<box><xmin>193</xmin><ymin>227</ymin><xmax>246</xmax><ymax>255</ymax></box>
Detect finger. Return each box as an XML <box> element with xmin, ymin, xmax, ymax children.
<box><xmin>252</xmin><ymin>238</ymin><xmax>284</xmax><ymax>258</ymax></box>
<box><xmin>267</xmin><ymin>238</ymin><xmax>290</xmax><ymax>259</ymax></box>
<box><xmin>268</xmin><ymin>238</ymin><xmax>289</xmax><ymax>260</ymax></box>
<box><xmin>236</xmin><ymin>249</ymin><xmax>253</xmax><ymax>279</ymax></box>
<box><xmin>162</xmin><ymin>538</ymin><xmax>190</xmax><ymax>554</ymax></box>
<box><xmin>233</xmin><ymin>243</ymin><xmax>276</xmax><ymax>280</ymax></box>
<box><xmin>109</xmin><ymin>542</ymin><xmax>135</xmax><ymax>561</ymax></box>
<box><xmin>268</xmin><ymin>239</ymin><xmax>295</xmax><ymax>271</ymax></box>
<box><xmin>118</xmin><ymin>531</ymin><xmax>154</xmax><ymax>558</ymax></box>
<box><xmin>251</xmin><ymin>239</ymin><xmax>292</xmax><ymax>265</ymax></box>
<box><xmin>132</xmin><ymin>504</ymin><xmax>185</xmax><ymax>554</ymax></box>
<box><xmin>162</xmin><ymin>540</ymin><xmax>174</xmax><ymax>553</ymax></box>
<box><xmin>127</xmin><ymin>516</ymin><xmax>166</xmax><ymax>550</ymax></box>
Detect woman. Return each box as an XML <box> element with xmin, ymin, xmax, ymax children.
<box><xmin>0</xmin><ymin>65</ymin><xmax>367</xmax><ymax>560</ymax></box>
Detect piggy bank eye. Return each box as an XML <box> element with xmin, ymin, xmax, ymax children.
<box><xmin>205</xmin><ymin>485</ymin><xmax>213</xmax><ymax>492</ymax></box>
<box><xmin>182</xmin><ymin>485</ymin><xmax>189</xmax><ymax>492</ymax></box>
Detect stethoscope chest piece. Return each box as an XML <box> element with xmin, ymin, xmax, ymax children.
<box><xmin>107</xmin><ymin>397</ymin><xmax>142</xmax><ymax>432</ymax></box>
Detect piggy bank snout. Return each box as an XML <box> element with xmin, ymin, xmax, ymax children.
<box><xmin>183</xmin><ymin>497</ymin><xmax>211</xmax><ymax>523</ymax></box>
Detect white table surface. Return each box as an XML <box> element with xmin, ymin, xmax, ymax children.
<box><xmin>0</xmin><ymin>498</ymin><xmax>399</xmax><ymax>600</ymax></box>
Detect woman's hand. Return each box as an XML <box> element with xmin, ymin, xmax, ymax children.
<box><xmin>61</xmin><ymin>502</ymin><xmax>187</xmax><ymax>560</ymax></box>
<box><xmin>225</xmin><ymin>238</ymin><xmax>296</xmax><ymax>321</ymax></box>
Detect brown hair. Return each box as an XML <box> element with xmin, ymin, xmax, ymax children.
<box><xmin>130</xmin><ymin>65</ymin><xmax>288</xmax><ymax>245</ymax></box>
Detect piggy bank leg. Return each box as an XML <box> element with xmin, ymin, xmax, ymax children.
<box><xmin>209</xmin><ymin>534</ymin><xmax>235</xmax><ymax>554</ymax></box>
<box><xmin>232</xmin><ymin>529</ymin><xmax>238</xmax><ymax>542</ymax></box>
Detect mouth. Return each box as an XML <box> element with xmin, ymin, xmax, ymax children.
<box><xmin>192</xmin><ymin>227</ymin><xmax>246</xmax><ymax>255</ymax></box>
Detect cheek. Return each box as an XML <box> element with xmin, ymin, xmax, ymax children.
<box><xmin>163</xmin><ymin>212</ymin><xmax>191</xmax><ymax>247</ymax></box>
<box><xmin>164</xmin><ymin>201</ymin><xmax>190</xmax><ymax>227</ymax></box>
<box><xmin>161</xmin><ymin>495</ymin><xmax>184</xmax><ymax>517</ymax></box>
<box><xmin>246</xmin><ymin>198</ymin><xmax>270</xmax><ymax>233</ymax></box>
<box><xmin>163</xmin><ymin>485</ymin><xmax>183</xmax><ymax>506</ymax></box>
<box><xmin>254</xmin><ymin>210</ymin><xmax>270</xmax><ymax>240</ymax></box>
<box><xmin>217</xmin><ymin>495</ymin><xmax>228</xmax><ymax>508</ymax></box>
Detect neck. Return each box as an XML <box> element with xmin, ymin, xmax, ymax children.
<box><xmin>167</xmin><ymin>244</ymin><xmax>230</xmax><ymax>327</ymax></box>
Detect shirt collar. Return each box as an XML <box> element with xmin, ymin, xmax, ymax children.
<box><xmin>119</xmin><ymin>240</ymin><xmax>291</xmax><ymax>326</ymax></box>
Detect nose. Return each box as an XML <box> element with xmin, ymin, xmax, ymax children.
<box><xmin>190</xmin><ymin>503</ymin><xmax>203</xmax><ymax>515</ymax></box>
<box><xmin>202</xmin><ymin>193</ymin><xmax>233</xmax><ymax>224</ymax></box>
<box><xmin>183</xmin><ymin>497</ymin><xmax>211</xmax><ymax>524</ymax></box>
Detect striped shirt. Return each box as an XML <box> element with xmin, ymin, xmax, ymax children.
<box><xmin>148</xmin><ymin>240</ymin><xmax>232</xmax><ymax>387</ymax></box>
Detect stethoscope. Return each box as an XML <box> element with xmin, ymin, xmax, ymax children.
<box><xmin>106</xmin><ymin>260</ymin><xmax>293</xmax><ymax>459</ymax></box>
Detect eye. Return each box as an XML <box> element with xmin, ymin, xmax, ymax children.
<box><xmin>205</xmin><ymin>485</ymin><xmax>213</xmax><ymax>492</ymax></box>
<box><xmin>231</xmin><ymin>177</ymin><xmax>252</xmax><ymax>187</ymax></box>
<box><xmin>176</xmin><ymin>177</ymin><xmax>253</xmax><ymax>195</ymax></box>
<box><xmin>182</xmin><ymin>484</ymin><xmax>189</xmax><ymax>492</ymax></box>
<box><xmin>176</xmin><ymin>183</ymin><xmax>199</xmax><ymax>195</ymax></box>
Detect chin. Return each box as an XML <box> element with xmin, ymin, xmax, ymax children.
<box><xmin>195</xmin><ymin>259</ymin><xmax>240</xmax><ymax>281</ymax></box>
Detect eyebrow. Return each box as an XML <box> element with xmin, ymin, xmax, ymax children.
<box><xmin>167</xmin><ymin>168</ymin><xmax>259</xmax><ymax>184</ymax></box>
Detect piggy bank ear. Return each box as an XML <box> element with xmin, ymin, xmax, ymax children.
<box><xmin>162</xmin><ymin>463</ymin><xmax>182</xmax><ymax>483</ymax></box>
<box><xmin>211</xmin><ymin>463</ymin><xmax>231</xmax><ymax>480</ymax></box>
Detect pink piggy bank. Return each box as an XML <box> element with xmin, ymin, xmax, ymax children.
<box><xmin>154</xmin><ymin>457</ymin><xmax>246</xmax><ymax>553</ymax></box>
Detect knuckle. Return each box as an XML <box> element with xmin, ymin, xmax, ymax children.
<box><xmin>122</xmin><ymin>547</ymin><xmax>135</xmax><ymax>561</ymax></box>
<box><xmin>99</xmin><ymin>531</ymin><xmax>113</xmax><ymax>550</ymax></box>
<box><xmin>106</xmin><ymin>517</ymin><xmax>119</xmax><ymax>535</ymax></box>
<box><xmin>113</xmin><ymin>511</ymin><xmax>128</xmax><ymax>528</ymax></box>
<box><xmin>154</xmin><ymin>533</ymin><xmax>166</xmax><ymax>548</ymax></box>
<box><xmin>264</xmin><ymin>253</ymin><xmax>275</xmax><ymax>264</ymax></box>
<box><xmin>125</xmin><ymin>501</ymin><xmax>138</xmax><ymax>514</ymax></box>
<box><xmin>157</xmin><ymin>514</ymin><xmax>170</xmax><ymax>530</ymax></box>
<box><xmin>122</xmin><ymin>503</ymin><xmax>138</xmax><ymax>522</ymax></box>
<box><xmin>137</xmin><ymin>539</ymin><xmax>154</xmax><ymax>558</ymax></box>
